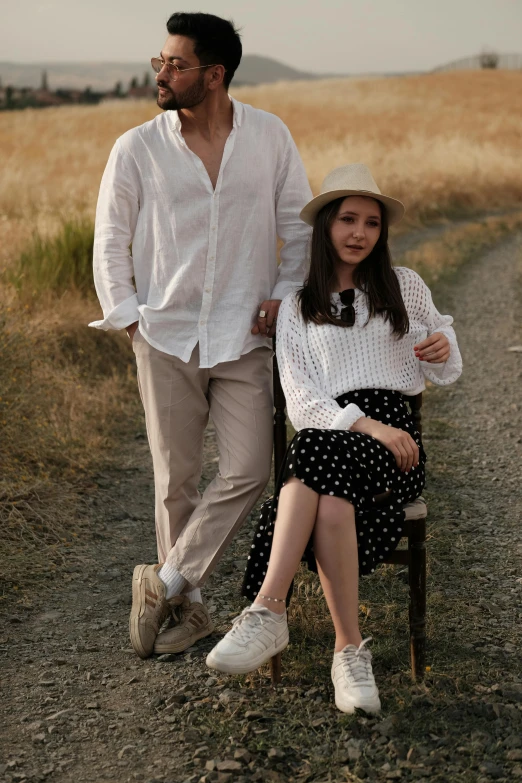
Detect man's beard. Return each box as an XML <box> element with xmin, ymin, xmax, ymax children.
<box><xmin>157</xmin><ymin>72</ymin><xmax>207</xmax><ymax>111</ymax></box>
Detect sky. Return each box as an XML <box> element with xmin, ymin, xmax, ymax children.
<box><xmin>2</xmin><ymin>0</ymin><xmax>522</xmax><ymax>73</ymax></box>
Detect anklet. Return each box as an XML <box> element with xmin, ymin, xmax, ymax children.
<box><xmin>258</xmin><ymin>594</ymin><xmax>286</xmax><ymax>603</ymax></box>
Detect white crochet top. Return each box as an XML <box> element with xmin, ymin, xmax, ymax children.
<box><xmin>276</xmin><ymin>266</ymin><xmax>462</xmax><ymax>432</ymax></box>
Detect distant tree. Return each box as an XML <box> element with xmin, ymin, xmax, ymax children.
<box><xmin>114</xmin><ymin>81</ymin><xmax>123</xmax><ymax>97</ymax></box>
<box><xmin>6</xmin><ymin>86</ymin><xmax>14</xmax><ymax>109</ymax></box>
<box><xmin>80</xmin><ymin>86</ymin><xmax>103</xmax><ymax>105</ymax></box>
<box><xmin>480</xmin><ymin>50</ymin><xmax>499</xmax><ymax>69</ymax></box>
<box><xmin>82</xmin><ymin>85</ymin><xmax>95</xmax><ymax>104</ymax></box>
<box><xmin>41</xmin><ymin>70</ymin><xmax>49</xmax><ymax>90</ymax></box>
<box><xmin>142</xmin><ymin>71</ymin><xmax>151</xmax><ymax>87</ymax></box>
<box><xmin>129</xmin><ymin>76</ymin><xmax>139</xmax><ymax>90</ymax></box>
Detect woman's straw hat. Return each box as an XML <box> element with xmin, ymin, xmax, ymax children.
<box><xmin>300</xmin><ymin>163</ymin><xmax>405</xmax><ymax>226</ymax></box>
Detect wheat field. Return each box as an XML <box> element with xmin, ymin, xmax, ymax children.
<box><xmin>1</xmin><ymin>70</ymin><xmax>522</xmax><ymax>270</ymax></box>
<box><xmin>238</xmin><ymin>71</ymin><xmax>522</xmax><ymax>217</ymax></box>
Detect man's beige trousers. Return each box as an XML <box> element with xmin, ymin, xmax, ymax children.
<box><xmin>133</xmin><ymin>332</ymin><xmax>274</xmax><ymax>587</ymax></box>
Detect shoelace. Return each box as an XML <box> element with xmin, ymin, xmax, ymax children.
<box><xmin>152</xmin><ymin>602</ymin><xmax>169</xmax><ymax>630</ymax></box>
<box><xmin>338</xmin><ymin>637</ymin><xmax>373</xmax><ymax>683</ymax></box>
<box><xmin>167</xmin><ymin>596</ymin><xmax>188</xmax><ymax>625</ymax></box>
<box><xmin>155</xmin><ymin>597</ymin><xmax>170</xmax><ymax>619</ymax></box>
<box><xmin>228</xmin><ymin>607</ymin><xmax>270</xmax><ymax>644</ymax></box>
<box><xmin>151</xmin><ymin>584</ymin><xmax>175</xmax><ymax>624</ymax></box>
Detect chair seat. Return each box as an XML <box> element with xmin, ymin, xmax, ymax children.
<box><xmin>385</xmin><ymin>497</ymin><xmax>427</xmax><ymax>566</ymax></box>
<box><xmin>404</xmin><ymin>496</ymin><xmax>427</xmax><ymax>521</ymax></box>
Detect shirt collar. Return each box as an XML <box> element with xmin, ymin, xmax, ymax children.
<box><xmin>168</xmin><ymin>95</ymin><xmax>243</xmax><ymax>132</ymax></box>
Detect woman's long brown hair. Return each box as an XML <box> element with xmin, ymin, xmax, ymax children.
<box><xmin>298</xmin><ymin>197</ymin><xmax>409</xmax><ymax>337</ymax></box>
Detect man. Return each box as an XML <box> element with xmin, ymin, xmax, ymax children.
<box><xmin>90</xmin><ymin>12</ymin><xmax>312</xmax><ymax>658</ymax></box>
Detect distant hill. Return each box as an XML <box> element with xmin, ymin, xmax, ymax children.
<box><xmin>0</xmin><ymin>56</ymin><xmax>325</xmax><ymax>91</ymax></box>
<box><xmin>236</xmin><ymin>55</ymin><xmax>317</xmax><ymax>84</ymax></box>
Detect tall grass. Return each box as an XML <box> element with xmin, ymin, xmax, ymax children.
<box><xmin>7</xmin><ymin>216</ymin><xmax>94</xmax><ymax>296</ymax></box>
<box><xmin>234</xmin><ymin>71</ymin><xmax>522</xmax><ymax>222</ymax></box>
<box><xmin>0</xmin><ymin>299</ymin><xmax>140</xmax><ymax>594</ymax></box>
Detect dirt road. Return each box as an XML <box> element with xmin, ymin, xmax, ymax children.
<box><xmin>1</xmin><ymin>231</ymin><xmax>521</xmax><ymax>783</ymax></box>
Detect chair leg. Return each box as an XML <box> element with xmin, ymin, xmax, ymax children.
<box><xmin>408</xmin><ymin>517</ymin><xmax>427</xmax><ymax>681</ymax></box>
<box><xmin>270</xmin><ymin>652</ymin><xmax>282</xmax><ymax>686</ymax></box>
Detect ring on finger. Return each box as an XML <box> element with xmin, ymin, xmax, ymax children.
<box><xmin>259</xmin><ymin>310</ymin><xmax>267</xmax><ymax>318</ymax></box>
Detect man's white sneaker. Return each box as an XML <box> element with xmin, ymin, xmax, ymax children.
<box><xmin>331</xmin><ymin>637</ymin><xmax>381</xmax><ymax>714</ymax></box>
<box><xmin>206</xmin><ymin>604</ymin><xmax>289</xmax><ymax>675</ymax></box>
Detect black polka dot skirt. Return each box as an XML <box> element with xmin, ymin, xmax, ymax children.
<box><xmin>242</xmin><ymin>388</ymin><xmax>426</xmax><ymax>602</ymax></box>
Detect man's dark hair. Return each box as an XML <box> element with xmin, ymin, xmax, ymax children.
<box><xmin>166</xmin><ymin>12</ymin><xmax>242</xmax><ymax>89</ymax></box>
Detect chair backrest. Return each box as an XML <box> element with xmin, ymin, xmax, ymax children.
<box><xmin>272</xmin><ymin>346</ymin><xmax>423</xmax><ymax>479</ymax></box>
<box><xmin>273</xmin><ymin>350</ymin><xmax>288</xmax><ymax>479</ymax></box>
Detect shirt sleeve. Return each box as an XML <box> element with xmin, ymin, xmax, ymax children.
<box><xmin>270</xmin><ymin>127</ymin><xmax>313</xmax><ymax>301</ymax></box>
<box><xmin>276</xmin><ymin>295</ymin><xmax>366</xmax><ymax>431</ymax></box>
<box><xmin>404</xmin><ymin>269</ymin><xmax>463</xmax><ymax>386</ymax></box>
<box><xmin>89</xmin><ymin>139</ymin><xmax>140</xmax><ymax>331</ymax></box>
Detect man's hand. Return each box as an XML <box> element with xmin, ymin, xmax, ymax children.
<box><xmin>251</xmin><ymin>299</ymin><xmax>281</xmax><ymax>338</ymax></box>
<box><xmin>126</xmin><ymin>321</ymin><xmax>139</xmax><ymax>341</ymax></box>
<box><xmin>352</xmin><ymin>417</ymin><xmax>419</xmax><ymax>473</ymax></box>
<box><xmin>414</xmin><ymin>332</ymin><xmax>450</xmax><ymax>363</ymax></box>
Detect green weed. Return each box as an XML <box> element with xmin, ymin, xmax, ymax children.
<box><xmin>8</xmin><ymin>216</ymin><xmax>94</xmax><ymax>296</ymax></box>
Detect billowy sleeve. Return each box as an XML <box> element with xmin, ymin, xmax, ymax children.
<box><xmin>89</xmin><ymin>139</ymin><xmax>140</xmax><ymax>331</ymax></box>
<box><xmin>270</xmin><ymin>127</ymin><xmax>313</xmax><ymax>301</ymax></box>
<box><xmin>401</xmin><ymin>268</ymin><xmax>463</xmax><ymax>386</ymax></box>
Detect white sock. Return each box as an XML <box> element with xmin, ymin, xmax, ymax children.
<box><xmin>158</xmin><ymin>562</ymin><xmax>187</xmax><ymax>600</ymax></box>
<box><xmin>184</xmin><ymin>587</ymin><xmax>202</xmax><ymax>604</ymax></box>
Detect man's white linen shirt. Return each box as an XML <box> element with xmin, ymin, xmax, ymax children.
<box><xmin>89</xmin><ymin>98</ymin><xmax>312</xmax><ymax>368</ymax></box>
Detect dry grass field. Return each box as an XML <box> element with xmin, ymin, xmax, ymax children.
<box><xmin>1</xmin><ymin>69</ymin><xmax>522</xmax><ymax>597</ymax></box>
<box><xmin>1</xmin><ymin>69</ymin><xmax>521</xmax><ymax>286</ymax></box>
<box><xmin>1</xmin><ymin>70</ymin><xmax>522</xmax><ymax>261</ymax></box>
<box><xmin>237</xmin><ymin>71</ymin><xmax>522</xmax><ymax>220</ymax></box>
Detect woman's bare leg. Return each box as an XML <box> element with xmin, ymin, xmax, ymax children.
<box><xmin>255</xmin><ymin>478</ymin><xmax>320</xmax><ymax>614</ymax></box>
<box><xmin>313</xmin><ymin>496</ymin><xmax>362</xmax><ymax>651</ymax></box>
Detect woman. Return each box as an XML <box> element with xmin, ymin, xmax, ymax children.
<box><xmin>206</xmin><ymin>164</ymin><xmax>462</xmax><ymax>714</ymax></box>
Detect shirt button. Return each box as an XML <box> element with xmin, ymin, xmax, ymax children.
<box><xmin>205</xmin><ymin>288</ymin><xmax>211</xmax><ymax>293</ymax></box>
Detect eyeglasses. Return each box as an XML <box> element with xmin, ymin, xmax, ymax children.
<box><xmin>150</xmin><ymin>58</ymin><xmax>220</xmax><ymax>80</ymax></box>
<box><xmin>339</xmin><ymin>289</ymin><xmax>356</xmax><ymax>326</ymax></box>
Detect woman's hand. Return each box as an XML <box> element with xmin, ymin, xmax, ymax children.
<box><xmin>414</xmin><ymin>332</ymin><xmax>450</xmax><ymax>363</ymax></box>
<box><xmin>351</xmin><ymin>417</ymin><xmax>419</xmax><ymax>473</ymax></box>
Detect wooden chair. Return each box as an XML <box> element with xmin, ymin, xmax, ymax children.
<box><xmin>270</xmin><ymin>351</ymin><xmax>427</xmax><ymax>684</ymax></box>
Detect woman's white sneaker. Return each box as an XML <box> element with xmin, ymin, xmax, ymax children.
<box><xmin>331</xmin><ymin>637</ymin><xmax>381</xmax><ymax>714</ymax></box>
<box><xmin>206</xmin><ymin>604</ymin><xmax>289</xmax><ymax>675</ymax></box>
